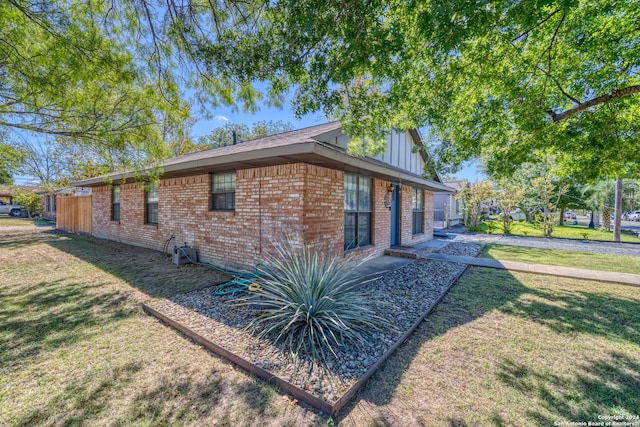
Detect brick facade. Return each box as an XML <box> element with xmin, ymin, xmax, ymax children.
<box><xmin>90</xmin><ymin>163</ymin><xmax>436</xmax><ymax>269</ymax></box>
<box><xmin>399</xmin><ymin>184</ymin><xmax>434</xmax><ymax>246</ymax></box>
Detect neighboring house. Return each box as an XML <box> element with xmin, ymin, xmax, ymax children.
<box><xmin>0</xmin><ymin>185</ymin><xmax>42</xmax><ymax>205</ymax></box>
<box><xmin>433</xmin><ymin>180</ymin><xmax>466</xmax><ymax>228</ymax></box>
<box><xmin>72</xmin><ymin>122</ymin><xmax>453</xmax><ymax>270</ymax></box>
<box><xmin>40</xmin><ymin>187</ymin><xmax>90</xmax><ymax>220</ymax></box>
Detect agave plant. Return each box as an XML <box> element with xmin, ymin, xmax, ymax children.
<box><xmin>240</xmin><ymin>238</ymin><xmax>380</xmax><ymax>366</ymax></box>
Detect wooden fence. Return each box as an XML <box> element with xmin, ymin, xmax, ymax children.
<box><xmin>57</xmin><ymin>196</ymin><xmax>92</xmax><ymax>234</ymax></box>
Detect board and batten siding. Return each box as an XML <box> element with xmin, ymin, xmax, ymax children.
<box><xmin>328</xmin><ymin>130</ymin><xmax>425</xmax><ymax>176</ymax></box>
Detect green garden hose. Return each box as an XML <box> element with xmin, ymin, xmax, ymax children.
<box><xmin>176</xmin><ymin>247</ymin><xmax>267</xmax><ymax>296</ymax></box>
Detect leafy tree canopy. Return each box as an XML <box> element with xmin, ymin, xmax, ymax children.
<box><xmin>198</xmin><ymin>120</ymin><xmax>295</xmax><ymax>148</ymax></box>
<box><xmin>143</xmin><ymin>0</ymin><xmax>638</xmax><ymax>179</ymax></box>
<box><xmin>0</xmin><ymin>0</ymin><xmax>187</xmax><ymax>172</ymax></box>
<box><xmin>0</xmin><ymin>140</ymin><xmax>25</xmax><ymax>185</ymax></box>
<box><xmin>2</xmin><ymin>0</ymin><xmax>638</xmax><ymax>182</ymax></box>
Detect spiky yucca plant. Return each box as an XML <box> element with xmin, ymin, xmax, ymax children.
<box><xmin>241</xmin><ymin>238</ymin><xmax>379</xmax><ymax>365</ymax></box>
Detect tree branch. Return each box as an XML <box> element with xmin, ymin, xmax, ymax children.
<box><xmin>534</xmin><ymin>64</ymin><xmax>581</xmax><ymax>104</ymax></box>
<box><xmin>546</xmin><ymin>85</ymin><xmax>640</xmax><ymax>122</ymax></box>
<box><xmin>512</xmin><ymin>8</ymin><xmax>562</xmax><ymax>43</ymax></box>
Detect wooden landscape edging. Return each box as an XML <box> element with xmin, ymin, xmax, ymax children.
<box><xmin>142</xmin><ymin>263</ymin><xmax>471</xmax><ymax>416</ymax></box>
<box><xmin>142</xmin><ymin>304</ymin><xmax>333</xmax><ymax>414</ymax></box>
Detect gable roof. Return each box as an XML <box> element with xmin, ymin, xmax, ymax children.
<box><xmin>74</xmin><ymin>122</ymin><xmax>453</xmax><ymax>192</ymax></box>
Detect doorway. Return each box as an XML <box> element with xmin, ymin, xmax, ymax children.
<box><xmin>390</xmin><ymin>184</ymin><xmax>400</xmax><ymax>246</ymax></box>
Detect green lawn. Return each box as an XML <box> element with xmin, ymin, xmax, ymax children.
<box><xmin>480</xmin><ymin>244</ymin><xmax>640</xmax><ymax>274</ymax></box>
<box><xmin>477</xmin><ymin>218</ymin><xmax>640</xmax><ymax>243</ymax></box>
<box><xmin>2</xmin><ymin>231</ymin><xmax>638</xmax><ymax>426</ymax></box>
<box><xmin>0</xmin><ymin>231</ymin><xmax>323</xmax><ymax>426</ymax></box>
<box><xmin>0</xmin><ymin>216</ymin><xmax>53</xmax><ymax>227</ymax></box>
<box><xmin>341</xmin><ymin>267</ymin><xmax>640</xmax><ymax>426</ymax></box>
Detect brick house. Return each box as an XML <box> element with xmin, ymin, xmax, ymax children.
<box><xmin>73</xmin><ymin>122</ymin><xmax>453</xmax><ymax>269</ymax></box>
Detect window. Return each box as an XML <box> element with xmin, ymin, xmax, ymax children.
<box><xmin>146</xmin><ymin>183</ymin><xmax>158</xmax><ymax>224</ymax></box>
<box><xmin>344</xmin><ymin>174</ymin><xmax>372</xmax><ymax>250</ymax></box>
<box><xmin>211</xmin><ymin>172</ymin><xmax>236</xmax><ymax>211</ymax></box>
<box><xmin>412</xmin><ymin>187</ymin><xmax>423</xmax><ymax>235</ymax></box>
<box><xmin>112</xmin><ymin>186</ymin><xmax>121</xmax><ymax>222</ymax></box>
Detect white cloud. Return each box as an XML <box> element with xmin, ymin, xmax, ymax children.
<box><xmin>214</xmin><ymin>115</ymin><xmax>229</xmax><ymax>122</ymax></box>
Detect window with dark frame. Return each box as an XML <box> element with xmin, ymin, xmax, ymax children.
<box><xmin>112</xmin><ymin>186</ymin><xmax>121</xmax><ymax>222</ymax></box>
<box><xmin>412</xmin><ymin>187</ymin><xmax>424</xmax><ymax>235</ymax></box>
<box><xmin>211</xmin><ymin>172</ymin><xmax>236</xmax><ymax>211</ymax></box>
<box><xmin>145</xmin><ymin>183</ymin><xmax>158</xmax><ymax>225</ymax></box>
<box><xmin>344</xmin><ymin>174</ymin><xmax>372</xmax><ymax>250</ymax></box>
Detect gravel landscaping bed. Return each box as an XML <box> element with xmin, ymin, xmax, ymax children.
<box><xmin>148</xmin><ymin>241</ymin><xmax>482</xmax><ymax>403</ymax></box>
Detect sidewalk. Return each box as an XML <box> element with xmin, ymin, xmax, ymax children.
<box><xmin>421</xmin><ymin>253</ymin><xmax>640</xmax><ymax>287</ymax></box>
<box><xmin>352</xmin><ymin>236</ymin><xmax>640</xmax><ymax>287</ymax></box>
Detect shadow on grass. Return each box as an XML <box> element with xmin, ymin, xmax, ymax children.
<box><xmin>2</xmin><ymin>231</ymin><xmax>327</xmax><ymax>426</ymax></box>
<box><xmin>499</xmin><ymin>352</ymin><xmax>640</xmax><ymax>423</ymax></box>
<box><xmin>43</xmin><ymin>230</ymin><xmax>229</xmax><ymax>299</ymax></box>
<box><xmin>13</xmin><ymin>363</ymin><xmax>228</xmax><ymax>427</ymax></box>
<box><xmin>337</xmin><ymin>266</ymin><xmax>640</xmax><ymax>424</ymax></box>
<box><xmin>0</xmin><ymin>279</ymin><xmax>134</xmax><ymax>367</ymax></box>
<box><xmin>6</xmin><ymin>231</ymin><xmax>637</xmax><ymax>424</ymax></box>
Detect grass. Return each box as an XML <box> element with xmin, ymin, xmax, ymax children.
<box><xmin>480</xmin><ymin>244</ymin><xmax>640</xmax><ymax>274</ymax></box>
<box><xmin>339</xmin><ymin>267</ymin><xmax>640</xmax><ymax>426</ymax></box>
<box><xmin>0</xmin><ymin>231</ymin><xmax>326</xmax><ymax>426</ymax></box>
<box><xmin>2</xmin><ymin>230</ymin><xmax>638</xmax><ymax>426</ymax></box>
<box><xmin>0</xmin><ymin>216</ymin><xmax>53</xmax><ymax>227</ymax></box>
<box><xmin>472</xmin><ymin>218</ymin><xmax>640</xmax><ymax>243</ymax></box>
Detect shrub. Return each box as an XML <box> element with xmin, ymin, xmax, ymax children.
<box><xmin>11</xmin><ymin>188</ymin><xmax>42</xmax><ymax>217</ymax></box>
<box><xmin>486</xmin><ymin>222</ymin><xmax>496</xmax><ymax>234</ymax></box>
<box><xmin>240</xmin><ymin>239</ymin><xmax>379</xmax><ymax>367</ymax></box>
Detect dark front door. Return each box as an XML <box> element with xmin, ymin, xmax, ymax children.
<box><xmin>390</xmin><ymin>184</ymin><xmax>400</xmax><ymax>246</ymax></box>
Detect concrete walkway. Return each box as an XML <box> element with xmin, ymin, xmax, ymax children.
<box><xmin>421</xmin><ymin>253</ymin><xmax>640</xmax><ymax>287</ymax></box>
<box><xmin>447</xmin><ymin>231</ymin><xmax>640</xmax><ymax>257</ymax></box>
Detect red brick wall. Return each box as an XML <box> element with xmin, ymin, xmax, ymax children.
<box><xmin>399</xmin><ymin>185</ymin><xmax>434</xmax><ymax>245</ymax></box>
<box><xmin>301</xmin><ymin>165</ymin><xmax>344</xmax><ymax>257</ymax></box>
<box><xmin>400</xmin><ymin>184</ymin><xmax>413</xmax><ymax>245</ymax></box>
<box><xmin>91</xmin><ymin>164</ymin><xmax>344</xmax><ymax>269</ymax></box>
<box><xmin>423</xmin><ymin>190</ymin><xmax>435</xmax><ymax>240</ymax></box>
<box><xmin>89</xmin><ymin>164</ymin><xmax>436</xmax><ymax>269</ymax></box>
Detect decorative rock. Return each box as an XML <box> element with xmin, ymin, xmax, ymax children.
<box><xmin>148</xmin><ymin>242</ymin><xmax>482</xmax><ymax>402</ymax></box>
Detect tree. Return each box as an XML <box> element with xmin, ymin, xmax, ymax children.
<box><xmin>582</xmin><ymin>180</ymin><xmax>615</xmax><ymax>230</ymax></box>
<box><xmin>4</xmin><ymin>1</ymin><xmax>639</xmax><ymax>187</ymax></box>
<box><xmin>198</xmin><ymin>121</ymin><xmax>295</xmax><ymax>148</ymax></box>
<box><xmin>531</xmin><ymin>177</ymin><xmax>568</xmax><ymax>237</ymax></box>
<box><xmin>15</xmin><ymin>140</ymin><xmax>70</xmax><ymax>189</ymax></box>
<box><xmin>457</xmin><ymin>180</ymin><xmax>493</xmax><ymax>230</ymax></box>
<box><xmin>132</xmin><ymin>0</ymin><xmax>638</xmax><ymax>181</ymax></box>
<box><xmin>0</xmin><ymin>0</ymin><xmax>187</xmax><ymax>172</ymax></box>
<box><xmin>10</xmin><ymin>187</ymin><xmax>42</xmax><ymax>217</ymax></box>
<box><xmin>495</xmin><ymin>181</ymin><xmax>525</xmax><ymax>235</ymax></box>
<box><xmin>0</xmin><ymin>141</ymin><xmax>25</xmax><ymax>185</ymax></box>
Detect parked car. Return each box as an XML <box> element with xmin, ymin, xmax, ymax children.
<box><xmin>499</xmin><ymin>209</ymin><xmax>527</xmax><ymax>221</ymax></box>
<box><xmin>628</xmin><ymin>211</ymin><xmax>640</xmax><ymax>222</ymax></box>
<box><xmin>0</xmin><ymin>200</ymin><xmax>23</xmax><ymax>217</ymax></box>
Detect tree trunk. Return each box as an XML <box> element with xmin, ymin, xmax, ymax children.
<box><xmin>602</xmin><ymin>208</ymin><xmax>611</xmax><ymax>231</ymax></box>
<box><xmin>588</xmin><ymin>211</ymin><xmax>595</xmax><ymax>228</ymax></box>
<box><xmin>613</xmin><ymin>179</ymin><xmax>622</xmax><ymax>242</ymax></box>
<box><xmin>559</xmin><ymin>207</ymin><xmax>565</xmax><ymax>226</ymax></box>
